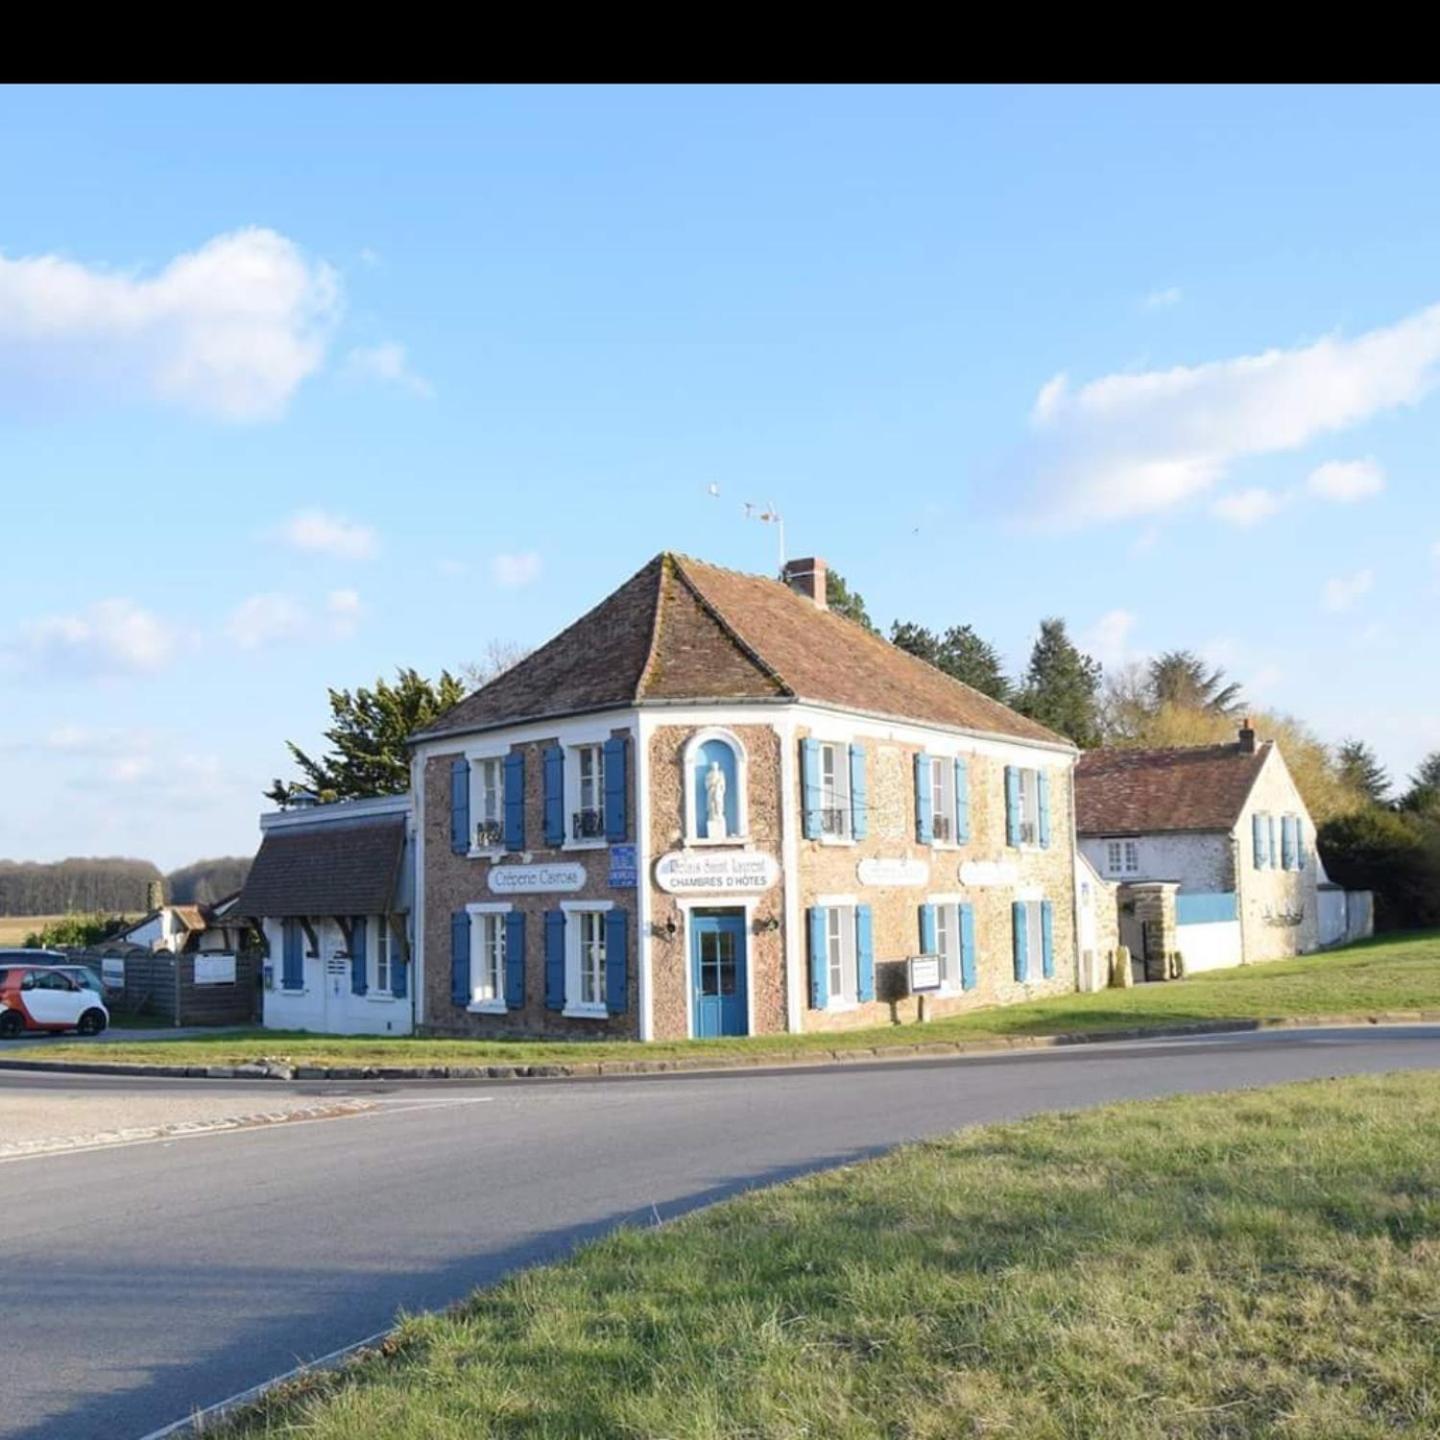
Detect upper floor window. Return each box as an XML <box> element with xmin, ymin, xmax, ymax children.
<box><xmin>929</xmin><ymin>757</ymin><xmax>954</xmax><ymax>843</ymax></box>
<box><xmin>819</xmin><ymin>742</ymin><xmax>851</xmax><ymax>839</ymax></box>
<box><xmin>686</xmin><ymin>731</ymin><xmax>746</xmax><ymax>842</ymax></box>
<box><xmin>1106</xmin><ymin>839</ymin><xmax>1139</xmax><ymax>876</ymax></box>
<box><xmin>1006</xmin><ymin>765</ymin><xmax>1051</xmax><ymax>849</ymax></box>
<box><xmin>574</xmin><ymin>744</ymin><xmax>606</xmax><ymax>841</ymax></box>
<box><xmin>474</xmin><ymin>758</ymin><xmax>505</xmax><ymax>849</ymax></box>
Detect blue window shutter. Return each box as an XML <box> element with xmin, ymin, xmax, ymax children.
<box><xmin>504</xmin><ymin>911</ymin><xmax>526</xmax><ymax>1009</ymax></box>
<box><xmin>856</xmin><ymin>905</ymin><xmax>875</xmax><ymax>1002</ymax></box>
<box><xmin>1268</xmin><ymin>815</ymin><xmax>1278</xmax><ymax>871</ymax></box>
<box><xmin>801</xmin><ymin>739</ymin><xmax>822</xmax><ymax>839</ymax></box>
<box><xmin>808</xmin><ymin>907</ymin><xmax>829</xmax><ymax>1009</ymax></box>
<box><xmin>1006</xmin><ymin>767</ymin><xmax>1022</xmax><ymax>847</ymax></box>
<box><xmin>543</xmin><ymin>746</ymin><xmax>565</xmax><ymax>847</ymax></box>
<box><xmin>959</xmin><ymin>904</ymin><xmax>977</xmax><ymax>990</ymax></box>
<box><xmin>544</xmin><ymin>910</ymin><xmax>566</xmax><ymax>1011</ymax></box>
<box><xmin>503</xmin><ymin>752</ymin><xmax>526</xmax><ymax>851</ymax></box>
<box><xmin>919</xmin><ymin>902</ymin><xmax>937</xmax><ymax>957</ymax></box>
<box><xmin>603</xmin><ymin>737</ymin><xmax>628</xmax><ymax>842</ymax></box>
<box><xmin>282</xmin><ymin>920</ymin><xmax>303</xmax><ymax>990</ymax></box>
<box><xmin>849</xmin><ymin>744</ymin><xmax>868</xmax><ymax>840</ymax></box>
<box><xmin>914</xmin><ymin>753</ymin><xmax>933</xmax><ymax>844</ymax></box>
<box><xmin>1253</xmin><ymin>812</ymin><xmax>1266</xmax><ymax>870</ymax></box>
<box><xmin>450</xmin><ymin>910</ymin><xmax>470</xmax><ymax>1006</ymax></box>
<box><xmin>392</xmin><ymin>938</ymin><xmax>408</xmax><ymax>999</ymax></box>
<box><xmin>1296</xmin><ymin>820</ymin><xmax>1306</xmax><ymax>870</ymax></box>
<box><xmin>604</xmin><ymin>908</ymin><xmax>629</xmax><ymax>1014</ymax></box>
<box><xmin>450</xmin><ymin>758</ymin><xmax>470</xmax><ymax>854</ymax></box>
<box><xmin>954</xmin><ymin>758</ymin><xmax>971</xmax><ymax>843</ymax></box>
<box><xmin>1037</xmin><ymin>771</ymin><xmax>1052</xmax><ymax>849</ymax></box>
<box><xmin>1041</xmin><ymin>901</ymin><xmax>1055</xmax><ymax>979</ymax></box>
<box><xmin>350</xmin><ymin>916</ymin><xmax>368</xmax><ymax>996</ymax></box>
<box><xmin>1281</xmin><ymin>815</ymin><xmax>1295</xmax><ymax>871</ymax></box>
<box><xmin>1012</xmin><ymin>901</ymin><xmax>1029</xmax><ymax>982</ymax></box>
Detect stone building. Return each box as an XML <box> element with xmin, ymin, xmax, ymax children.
<box><xmin>408</xmin><ymin>552</ymin><xmax>1081</xmax><ymax>1042</ymax></box>
<box><xmin>1075</xmin><ymin>724</ymin><xmax>1329</xmax><ymax>974</ymax></box>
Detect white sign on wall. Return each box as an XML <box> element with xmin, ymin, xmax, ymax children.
<box><xmin>654</xmin><ymin>850</ymin><xmax>780</xmax><ymax>895</ymax></box>
<box><xmin>101</xmin><ymin>957</ymin><xmax>126</xmax><ymax>990</ymax></box>
<box><xmin>488</xmin><ymin>862</ymin><xmax>587</xmax><ymax>895</ymax></box>
<box><xmin>959</xmin><ymin>859</ymin><xmax>1020</xmax><ymax>888</ymax></box>
<box><xmin>856</xmin><ymin>857</ymin><xmax>930</xmax><ymax>888</ymax></box>
<box><xmin>194</xmin><ymin>954</ymin><xmax>237</xmax><ymax>985</ymax></box>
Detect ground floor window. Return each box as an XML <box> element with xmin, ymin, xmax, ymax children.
<box><xmin>579</xmin><ymin>910</ymin><xmax>606</xmax><ymax>1007</ymax></box>
<box><xmin>1012</xmin><ymin>899</ymin><xmax>1055</xmax><ymax>982</ymax></box>
<box><xmin>473</xmin><ymin>912</ymin><xmax>506</xmax><ymax>1003</ymax></box>
<box><xmin>375</xmin><ymin>919</ymin><xmax>390</xmax><ymax>994</ymax></box>
<box><xmin>826</xmin><ymin>906</ymin><xmax>856</xmax><ymax>1003</ymax></box>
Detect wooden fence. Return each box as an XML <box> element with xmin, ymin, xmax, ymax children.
<box><xmin>64</xmin><ymin>945</ymin><xmax>262</xmax><ymax>1027</ymax></box>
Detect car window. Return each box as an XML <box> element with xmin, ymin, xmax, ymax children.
<box><xmin>35</xmin><ymin>972</ymin><xmax>73</xmax><ymax>991</ymax></box>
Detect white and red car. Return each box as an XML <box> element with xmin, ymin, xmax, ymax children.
<box><xmin>0</xmin><ymin>958</ymin><xmax>109</xmax><ymax>1038</ymax></box>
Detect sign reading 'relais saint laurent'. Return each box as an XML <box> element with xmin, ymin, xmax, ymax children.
<box><xmin>655</xmin><ymin>850</ymin><xmax>780</xmax><ymax>894</ymax></box>
<box><xmin>488</xmin><ymin>862</ymin><xmax>587</xmax><ymax>895</ymax></box>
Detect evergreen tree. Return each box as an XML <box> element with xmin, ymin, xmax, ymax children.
<box><xmin>266</xmin><ymin>668</ymin><xmax>467</xmax><ymax>805</ymax></box>
<box><xmin>1401</xmin><ymin>750</ymin><xmax>1440</xmax><ymax>817</ymax></box>
<box><xmin>889</xmin><ymin>621</ymin><xmax>942</xmax><ymax>667</ymax></box>
<box><xmin>824</xmin><ymin>569</ymin><xmax>876</xmax><ymax>632</ymax></box>
<box><xmin>890</xmin><ymin>621</ymin><xmax>1012</xmax><ymax>701</ymax></box>
<box><xmin>1017</xmin><ymin>619</ymin><xmax>1102</xmax><ymax>746</ymax></box>
<box><xmin>1337</xmin><ymin>739</ymin><xmax>1391</xmax><ymax>805</ymax></box>
<box><xmin>1147</xmin><ymin>649</ymin><xmax>1244</xmax><ymax>715</ymax></box>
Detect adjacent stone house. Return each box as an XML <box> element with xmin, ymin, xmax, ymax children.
<box><xmin>234</xmin><ymin>793</ymin><xmax>416</xmax><ymax>1036</ymax></box>
<box><xmin>1075</xmin><ymin>724</ymin><xmax>1322</xmax><ymax>974</ymax></box>
<box><xmin>408</xmin><ymin>552</ymin><xmax>1081</xmax><ymax>1042</ymax></box>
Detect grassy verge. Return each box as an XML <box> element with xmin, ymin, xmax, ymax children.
<box><xmin>215</xmin><ymin>1071</ymin><xmax>1440</xmax><ymax>1438</ymax></box>
<box><xmin>12</xmin><ymin>930</ymin><xmax>1440</xmax><ymax>1071</ymax></box>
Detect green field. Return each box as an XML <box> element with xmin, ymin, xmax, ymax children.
<box><xmin>214</xmin><ymin>1070</ymin><xmax>1440</xmax><ymax>1438</ymax></box>
<box><xmin>12</xmin><ymin>930</ymin><xmax>1440</xmax><ymax>1072</ymax></box>
<box><xmin>0</xmin><ymin>914</ymin><xmax>137</xmax><ymax>947</ymax></box>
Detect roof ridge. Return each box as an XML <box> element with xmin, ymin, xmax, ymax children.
<box><xmin>633</xmin><ymin>553</ymin><xmax>675</xmax><ymax>699</ymax></box>
<box><xmin>665</xmin><ymin>555</ymin><xmax>793</xmax><ymax>697</ymax></box>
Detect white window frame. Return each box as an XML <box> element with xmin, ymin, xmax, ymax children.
<box><xmin>469</xmin><ymin>756</ymin><xmax>507</xmax><ymax>854</ymax></box>
<box><xmin>817</xmin><ymin>894</ymin><xmax>858</xmax><ymax>1008</ymax></box>
<box><xmin>818</xmin><ymin>742</ymin><xmax>852</xmax><ymax>843</ymax></box>
<box><xmin>1018</xmin><ymin>899</ymin><xmax>1046</xmax><ymax>974</ymax></box>
<box><xmin>1105</xmin><ymin>839</ymin><xmax>1139</xmax><ymax>877</ymax></box>
<box><xmin>374</xmin><ymin>917</ymin><xmax>391</xmax><ymax>996</ymax></box>
<box><xmin>682</xmin><ymin>728</ymin><xmax>749</xmax><ymax>845</ymax></box>
<box><xmin>1016</xmin><ymin>767</ymin><xmax>1042</xmax><ymax>847</ymax></box>
<box><xmin>564</xmin><ymin>742</ymin><xmax>609</xmax><ymax>850</ymax></box>
<box><xmin>927</xmin><ymin>892</ymin><xmax>967</xmax><ymax>994</ymax></box>
<box><xmin>930</xmin><ymin>755</ymin><xmax>958</xmax><ymax>846</ymax></box>
<box><xmin>464</xmin><ymin>902</ymin><xmax>512</xmax><ymax>1014</ymax></box>
<box><xmin>561</xmin><ymin>899</ymin><xmax>614</xmax><ymax>1018</ymax></box>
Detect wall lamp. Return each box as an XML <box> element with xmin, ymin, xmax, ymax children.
<box><xmin>752</xmin><ymin>915</ymin><xmax>781</xmax><ymax>934</ymax></box>
<box><xmin>651</xmin><ymin>915</ymin><xmax>679</xmax><ymax>940</ymax></box>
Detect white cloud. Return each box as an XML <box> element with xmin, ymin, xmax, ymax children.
<box><xmin>1322</xmin><ymin>568</ymin><xmax>1375</xmax><ymax>613</ymax></box>
<box><xmin>342</xmin><ymin>341</ymin><xmax>433</xmax><ymax>398</ymax></box>
<box><xmin>1082</xmin><ymin>609</ymin><xmax>1139</xmax><ymax>668</ymax></box>
<box><xmin>225</xmin><ymin>593</ymin><xmax>307</xmax><ymax>650</ymax></box>
<box><xmin>6</xmin><ymin>598</ymin><xmax>179</xmax><ymax>676</ymax></box>
<box><xmin>1306</xmin><ymin>457</ymin><xmax>1386</xmax><ymax>503</ymax></box>
<box><xmin>326</xmin><ymin>588</ymin><xmax>363</xmax><ymax>638</ymax></box>
<box><xmin>1143</xmin><ymin>286</ymin><xmax>1182</xmax><ymax>310</ymax></box>
<box><xmin>1211</xmin><ymin>487</ymin><xmax>1288</xmax><ymax>527</ymax></box>
<box><xmin>275</xmin><ymin>508</ymin><xmax>378</xmax><ymax>560</ymax></box>
<box><xmin>492</xmin><ymin>551</ymin><xmax>542</xmax><ymax>588</ymax></box>
<box><xmin>0</xmin><ymin>227</ymin><xmax>340</xmax><ymax>421</ymax></box>
<box><xmin>1027</xmin><ymin>302</ymin><xmax>1440</xmax><ymax>526</ymax></box>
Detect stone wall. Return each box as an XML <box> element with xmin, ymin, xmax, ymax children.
<box><xmin>422</xmin><ymin>727</ymin><xmax>640</xmax><ymax>1040</ymax></box>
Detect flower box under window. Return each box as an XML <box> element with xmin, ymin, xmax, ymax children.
<box><xmin>573</xmin><ymin>808</ymin><xmax>606</xmax><ymax>840</ymax></box>
<box><xmin>475</xmin><ymin>819</ymin><xmax>504</xmax><ymax>849</ymax></box>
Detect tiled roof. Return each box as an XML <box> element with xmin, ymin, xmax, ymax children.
<box><xmin>1075</xmin><ymin>742</ymin><xmax>1272</xmax><ymax>835</ymax></box>
<box><xmin>415</xmin><ymin>553</ymin><xmax>1067</xmax><ymax>747</ymax></box>
<box><xmin>233</xmin><ymin>817</ymin><xmax>406</xmax><ymax>919</ymax></box>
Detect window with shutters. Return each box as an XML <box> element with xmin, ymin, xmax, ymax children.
<box><xmin>818</xmin><ymin>742</ymin><xmax>851</xmax><ymax>839</ymax></box>
<box><xmin>929</xmin><ymin>757</ymin><xmax>956</xmax><ymax>843</ymax></box>
<box><xmin>1105</xmin><ymin>840</ymin><xmax>1139</xmax><ymax>876</ymax></box>
<box><xmin>464</xmin><ymin>903</ymin><xmax>511</xmax><ymax>1012</ymax></box>
<box><xmin>825</xmin><ymin>905</ymin><xmax>858</xmax><ymax>1004</ymax></box>
<box><xmin>569</xmin><ymin>744</ymin><xmax>607</xmax><ymax>843</ymax></box>
<box><xmin>470</xmin><ymin>757</ymin><xmax>505</xmax><ymax>851</ymax></box>
<box><xmin>1015</xmin><ymin>768</ymin><xmax>1042</xmax><ymax>846</ymax></box>
<box><xmin>562</xmin><ymin>902</ymin><xmax>612</xmax><ymax>1018</ymax></box>
<box><xmin>374</xmin><ymin>920</ymin><xmax>391</xmax><ymax>994</ymax></box>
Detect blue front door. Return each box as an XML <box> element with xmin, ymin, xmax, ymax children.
<box><xmin>691</xmin><ymin>911</ymin><xmax>748</xmax><ymax>1038</ymax></box>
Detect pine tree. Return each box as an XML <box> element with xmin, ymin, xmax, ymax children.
<box><xmin>889</xmin><ymin>621</ymin><xmax>942</xmax><ymax>667</ymax></box>
<box><xmin>1147</xmin><ymin>649</ymin><xmax>1244</xmax><ymax>715</ymax></box>
<box><xmin>824</xmin><ymin>569</ymin><xmax>876</xmax><ymax>632</ymax></box>
<box><xmin>1337</xmin><ymin>739</ymin><xmax>1391</xmax><ymax>805</ymax></box>
<box><xmin>890</xmin><ymin>621</ymin><xmax>1012</xmax><ymax>701</ymax></box>
<box><xmin>1401</xmin><ymin>750</ymin><xmax>1440</xmax><ymax>817</ymax></box>
<box><xmin>1017</xmin><ymin>618</ymin><xmax>1102</xmax><ymax>746</ymax></box>
<box><xmin>266</xmin><ymin>668</ymin><xmax>467</xmax><ymax>805</ymax></box>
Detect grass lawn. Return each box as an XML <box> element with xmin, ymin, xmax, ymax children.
<box><xmin>12</xmin><ymin>930</ymin><xmax>1439</xmax><ymax>1072</ymax></box>
<box><xmin>215</xmin><ymin>1070</ymin><xmax>1440</xmax><ymax>1438</ymax></box>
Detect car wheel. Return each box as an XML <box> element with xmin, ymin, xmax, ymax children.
<box><xmin>77</xmin><ymin>1009</ymin><xmax>108</xmax><ymax>1037</ymax></box>
<box><xmin>0</xmin><ymin>1010</ymin><xmax>23</xmax><ymax>1039</ymax></box>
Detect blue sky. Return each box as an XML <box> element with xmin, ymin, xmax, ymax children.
<box><xmin>2</xmin><ymin>85</ymin><xmax>1437</xmax><ymax>869</ymax></box>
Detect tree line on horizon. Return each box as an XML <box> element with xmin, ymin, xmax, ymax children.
<box><xmin>0</xmin><ymin>856</ymin><xmax>253</xmax><ymax>920</ymax></box>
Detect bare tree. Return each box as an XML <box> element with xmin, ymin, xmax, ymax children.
<box><xmin>461</xmin><ymin>639</ymin><xmax>532</xmax><ymax>692</ymax></box>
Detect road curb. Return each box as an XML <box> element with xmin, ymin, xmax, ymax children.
<box><xmin>2</xmin><ymin>1013</ymin><xmax>1436</xmax><ymax>1085</ymax></box>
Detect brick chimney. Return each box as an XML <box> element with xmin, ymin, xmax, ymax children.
<box><xmin>1237</xmin><ymin>717</ymin><xmax>1258</xmax><ymax>754</ymax></box>
<box><xmin>782</xmin><ymin>556</ymin><xmax>828</xmax><ymax>610</ymax></box>
<box><xmin>146</xmin><ymin>878</ymin><xmax>164</xmax><ymax>912</ymax></box>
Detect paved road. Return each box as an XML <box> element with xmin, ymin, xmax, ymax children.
<box><xmin>2</xmin><ymin>1026</ymin><xmax>1437</xmax><ymax>1440</ymax></box>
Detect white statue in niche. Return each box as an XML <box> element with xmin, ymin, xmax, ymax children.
<box><xmin>705</xmin><ymin>760</ymin><xmax>728</xmax><ymax>839</ymax></box>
